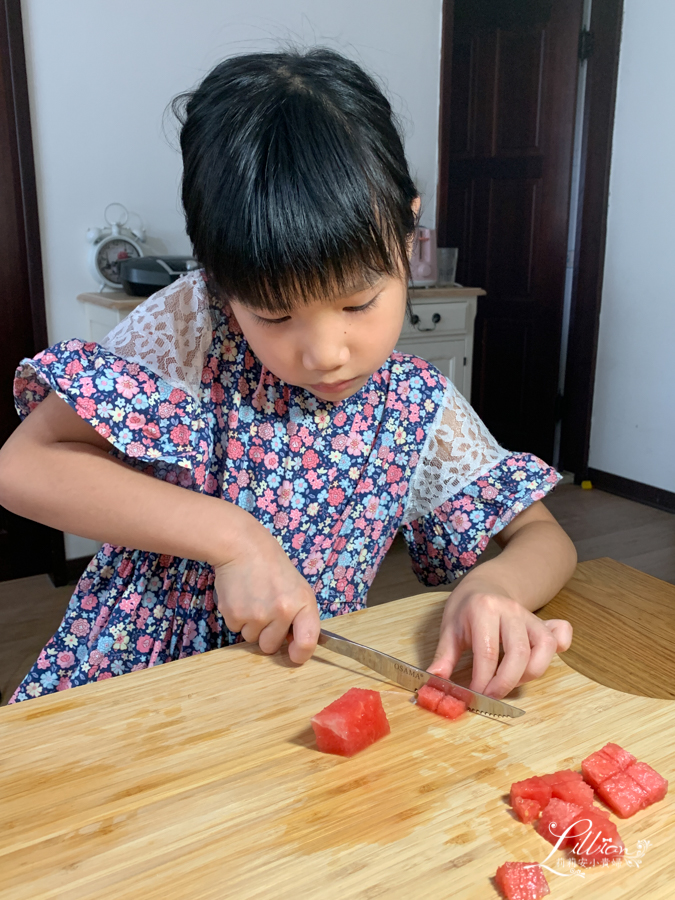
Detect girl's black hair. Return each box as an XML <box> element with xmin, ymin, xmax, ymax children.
<box><xmin>174</xmin><ymin>47</ymin><xmax>419</xmax><ymax>312</ymax></box>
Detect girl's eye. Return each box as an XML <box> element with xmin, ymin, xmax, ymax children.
<box><xmin>345</xmin><ymin>293</ymin><xmax>381</xmax><ymax>314</ymax></box>
<box><xmin>253</xmin><ymin>313</ymin><xmax>291</xmax><ymax>327</ymax></box>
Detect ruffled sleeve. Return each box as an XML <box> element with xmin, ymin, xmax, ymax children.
<box><xmin>400</xmin><ymin>381</ymin><xmax>561</xmax><ymax>585</ymax></box>
<box><xmin>14</xmin><ymin>339</ymin><xmax>209</xmax><ymax>472</ymax></box>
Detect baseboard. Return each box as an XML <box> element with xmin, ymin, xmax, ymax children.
<box><xmin>587</xmin><ymin>468</ymin><xmax>675</xmax><ymax>514</ymax></box>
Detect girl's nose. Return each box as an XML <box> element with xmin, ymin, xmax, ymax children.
<box><xmin>300</xmin><ymin>330</ymin><xmax>350</xmax><ymax>374</ymax></box>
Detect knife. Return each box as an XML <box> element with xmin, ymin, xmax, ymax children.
<box><xmin>318</xmin><ymin>629</ymin><xmax>525</xmax><ymax>719</ymax></box>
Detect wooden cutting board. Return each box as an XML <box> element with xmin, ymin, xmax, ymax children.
<box><xmin>1</xmin><ymin>559</ymin><xmax>674</xmax><ymax>899</ymax></box>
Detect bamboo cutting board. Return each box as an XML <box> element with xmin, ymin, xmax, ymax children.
<box><xmin>1</xmin><ymin>559</ymin><xmax>674</xmax><ymax>899</ymax></box>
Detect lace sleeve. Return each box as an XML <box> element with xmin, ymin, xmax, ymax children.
<box><xmin>401</xmin><ymin>381</ymin><xmax>509</xmax><ymax>524</ymax></box>
<box><xmin>100</xmin><ymin>273</ymin><xmax>213</xmax><ymax>401</ymax></box>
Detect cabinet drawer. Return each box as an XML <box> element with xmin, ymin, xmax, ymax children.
<box><xmin>399</xmin><ymin>301</ymin><xmax>469</xmax><ymax>339</ymax></box>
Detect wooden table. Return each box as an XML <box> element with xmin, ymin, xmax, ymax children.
<box><xmin>1</xmin><ymin>558</ymin><xmax>673</xmax><ymax>899</ymax></box>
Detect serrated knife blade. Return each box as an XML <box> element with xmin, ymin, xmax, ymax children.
<box><xmin>318</xmin><ymin>629</ymin><xmax>525</xmax><ymax>719</ymax></box>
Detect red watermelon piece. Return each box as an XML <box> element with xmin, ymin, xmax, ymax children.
<box><xmin>311</xmin><ymin>687</ymin><xmax>390</xmax><ymax>757</ymax></box>
<box><xmin>581</xmin><ymin>743</ymin><xmax>667</xmax><ymax>817</ymax></box>
<box><xmin>581</xmin><ymin>743</ymin><xmax>636</xmax><ymax>789</ymax></box>
<box><xmin>512</xmin><ymin>797</ymin><xmax>542</xmax><ymax>824</ymax></box>
<box><xmin>416</xmin><ymin>685</ymin><xmax>467</xmax><ymax>720</ymax></box>
<box><xmin>550</xmin><ymin>778</ymin><xmax>594</xmax><ymax>806</ymax></box>
<box><xmin>437</xmin><ymin>693</ymin><xmax>467</xmax><ymax>720</ymax></box>
<box><xmin>416</xmin><ymin>684</ymin><xmax>444</xmax><ymax>712</ymax></box>
<box><xmin>603</xmin><ymin>742</ymin><xmax>638</xmax><ymax>769</ymax></box>
<box><xmin>596</xmin><ymin>771</ymin><xmax>649</xmax><ymax>818</ymax></box>
<box><xmin>510</xmin><ymin>776</ymin><xmax>552</xmax><ymax>812</ymax></box>
<box><xmin>536</xmin><ymin>799</ymin><xmax>584</xmax><ymax>848</ymax></box>
<box><xmin>626</xmin><ymin>762</ymin><xmax>668</xmax><ymax>805</ymax></box>
<box><xmin>567</xmin><ymin>807</ymin><xmax>625</xmax><ymax>864</ymax></box>
<box><xmin>541</xmin><ymin>769</ymin><xmax>583</xmax><ymax>786</ymax></box>
<box><xmin>495</xmin><ymin>861</ymin><xmax>550</xmax><ymax>900</ymax></box>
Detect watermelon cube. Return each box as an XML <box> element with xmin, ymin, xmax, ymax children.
<box><xmin>625</xmin><ymin>762</ymin><xmax>668</xmax><ymax>806</ymax></box>
<box><xmin>536</xmin><ymin>799</ymin><xmax>584</xmax><ymax>848</ymax></box>
<box><xmin>541</xmin><ymin>769</ymin><xmax>583</xmax><ymax>786</ymax></box>
<box><xmin>567</xmin><ymin>807</ymin><xmax>625</xmax><ymax>864</ymax></box>
<box><xmin>495</xmin><ymin>861</ymin><xmax>550</xmax><ymax>900</ymax></box>
<box><xmin>512</xmin><ymin>797</ymin><xmax>542</xmax><ymax>824</ymax></box>
<box><xmin>550</xmin><ymin>778</ymin><xmax>594</xmax><ymax>806</ymax></box>
<box><xmin>311</xmin><ymin>687</ymin><xmax>390</xmax><ymax>757</ymax></box>
<box><xmin>581</xmin><ymin>743</ymin><xmax>636</xmax><ymax>789</ymax></box>
<box><xmin>602</xmin><ymin>743</ymin><xmax>638</xmax><ymax>769</ymax></box>
<box><xmin>596</xmin><ymin>771</ymin><xmax>649</xmax><ymax>818</ymax></box>
<box><xmin>416</xmin><ymin>683</ymin><xmax>444</xmax><ymax>712</ymax></box>
<box><xmin>437</xmin><ymin>693</ymin><xmax>467</xmax><ymax>720</ymax></box>
<box><xmin>510</xmin><ymin>776</ymin><xmax>552</xmax><ymax>811</ymax></box>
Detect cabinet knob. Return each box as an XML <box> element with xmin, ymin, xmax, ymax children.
<box><xmin>411</xmin><ymin>312</ymin><xmax>441</xmax><ymax>332</ymax></box>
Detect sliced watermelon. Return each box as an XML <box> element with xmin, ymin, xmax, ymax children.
<box><xmin>311</xmin><ymin>687</ymin><xmax>390</xmax><ymax>757</ymax></box>
<box><xmin>437</xmin><ymin>693</ymin><xmax>467</xmax><ymax>720</ymax></box>
<box><xmin>495</xmin><ymin>861</ymin><xmax>550</xmax><ymax>900</ymax></box>
<box><xmin>625</xmin><ymin>762</ymin><xmax>668</xmax><ymax>806</ymax></box>
<box><xmin>567</xmin><ymin>807</ymin><xmax>625</xmax><ymax>864</ymax></box>
<box><xmin>510</xmin><ymin>776</ymin><xmax>552</xmax><ymax>811</ymax></box>
<box><xmin>602</xmin><ymin>743</ymin><xmax>638</xmax><ymax>769</ymax></box>
<box><xmin>416</xmin><ymin>685</ymin><xmax>467</xmax><ymax>720</ymax></box>
<box><xmin>596</xmin><ymin>771</ymin><xmax>649</xmax><ymax>818</ymax></box>
<box><xmin>582</xmin><ymin>745</ymin><xmax>668</xmax><ymax>817</ymax></box>
<box><xmin>416</xmin><ymin>684</ymin><xmax>444</xmax><ymax>713</ymax></box>
<box><xmin>536</xmin><ymin>799</ymin><xmax>584</xmax><ymax>848</ymax></box>
<box><xmin>512</xmin><ymin>797</ymin><xmax>542</xmax><ymax>824</ymax></box>
<box><xmin>541</xmin><ymin>769</ymin><xmax>583</xmax><ymax>786</ymax></box>
<box><xmin>550</xmin><ymin>778</ymin><xmax>594</xmax><ymax>806</ymax></box>
<box><xmin>581</xmin><ymin>743</ymin><xmax>636</xmax><ymax>789</ymax></box>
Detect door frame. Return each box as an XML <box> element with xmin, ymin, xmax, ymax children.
<box><xmin>1</xmin><ymin>0</ymin><xmax>67</xmax><ymax>583</ymax></box>
<box><xmin>559</xmin><ymin>0</ymin><xmax>623</xmax><ymax>479</ymax></box>
<box><xmin>436</xmin><ymin>0</ymin><xmax>624</xmax><ymax>478</ymax></box>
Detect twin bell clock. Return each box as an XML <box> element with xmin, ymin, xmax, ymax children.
<box><xmin>86</xmin><ymin>202</ymin><xmax>146</xmax><ymax>290</ymax></box>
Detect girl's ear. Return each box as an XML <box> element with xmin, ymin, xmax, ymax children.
<box><xmin>406</xmin><ymin>196</ymin><xmax>422</xmax><ymax>260</ymax></box>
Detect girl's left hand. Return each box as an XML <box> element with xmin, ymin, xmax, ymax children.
<box><xmin>426</xmin><ymin>579</ymin><xmax>573</xmax><ymax>700</ymax></box>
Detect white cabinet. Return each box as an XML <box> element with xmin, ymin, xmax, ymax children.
<box><xmin>396</xmin><ymin>287</ymin><xmax>483</xmax><ymax>400</ymax></box>
<box><xmin>77</xmin><ymin>292</ymin><xmax>143</xmax><ymax>343</ymax></box>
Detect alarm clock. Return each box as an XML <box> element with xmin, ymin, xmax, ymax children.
<box><xmin>87</xmin><ymin>203</ymin><xmax>146</xmax><ymax>289</ymax></box>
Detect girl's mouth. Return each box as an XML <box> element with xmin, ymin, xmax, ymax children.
<box><xmin>311</xmin><ymin>377</ymin><xmax>357</xmax><ymax>394</ymax></box>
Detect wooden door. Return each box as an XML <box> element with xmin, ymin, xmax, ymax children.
<box><xmin>0</xmin><ymin>0</ymin><xmax>65</xmax><ymax>582</ymax></box>
<box><xmin>439</xmin><ymin>0</ymin><xmax>583</xmax><ymax>462</ymax></box>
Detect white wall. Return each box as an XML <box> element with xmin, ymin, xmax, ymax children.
<box><xmin>588</xmin><ymin>0</ymin><xmax>675</xmax><ymax>493</ymax></box>
<box><xmin>21</xmin><ymin>0</ymin><xmax>443</xmax><ymax>557</ymax></box>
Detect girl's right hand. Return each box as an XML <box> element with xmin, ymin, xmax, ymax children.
<box><xmin>213</xmin><ymin>513</ymin><xmax>321</xmax><ymax>664</ymax></box>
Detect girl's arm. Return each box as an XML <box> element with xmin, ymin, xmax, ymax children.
<box><xmin>0</xmin><ymin>392</ymin><xmax>320</xmax><ymax>663</ymax></box>
<box><xmin>427</xmin><ymin>501</ymin><xmax>577</xmax><ymax>699</ymax></box>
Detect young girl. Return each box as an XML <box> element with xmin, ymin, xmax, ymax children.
<box><xmin>0</xmin><ymin>48</ymin><xmax>575</xmax><ymax>705</ymax></box>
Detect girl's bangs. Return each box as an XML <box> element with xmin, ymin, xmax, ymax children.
<box><xmin>212</xmin><ymin>217</ymin><xmax>407</xmax><ymax>313</ymax></box>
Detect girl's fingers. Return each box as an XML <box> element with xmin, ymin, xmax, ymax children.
<box><xmin>427</xmin><ymin>624</ymin><xmax>463</xmax><ymax>681</ymax></box>
<box><xmin>287</xmin><ymin>603</ymin><xmax>321</xmax><ymax>665</ymax></box>
<box><xmin>517</xmin><ymin>620</ymin><xmax>560</xmax><ymax>685</ymax></box>
<box><xmin>236</xmin><ymin>619</ymin><xmax>261</xmax><ymax>643</ymax></box>
<box><xmin>468</xmin><ymin>610</ymin><xmax>501</xmax><ymax>695</ymax></box>
<box><xmin>257</xmin><ymin>615</ymin><xmax>293</xmax><ymax>655</ymax></box>
<box><xmin>482</xmin><ymin>619</ymin><xmax>531</xmax><ymax>699</ymax></box>
<box><xmin>542</xmin><ymin>618</ymin><xmax>573</xmax><ymax>652</ymax></box>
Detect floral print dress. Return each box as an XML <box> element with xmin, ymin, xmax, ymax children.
<box><xmin>9</xmin><ymin>273</ymin><xmax>560</xmax><ymax>702</ymax></box>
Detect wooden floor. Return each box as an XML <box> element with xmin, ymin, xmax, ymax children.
<box><xmin>1</xmin><ymin>484</ymin><xmax>673</xmax><ymax>705</ymax></box>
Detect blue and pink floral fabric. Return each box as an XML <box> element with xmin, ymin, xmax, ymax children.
<box><xmin>9</xmin><ymin>283</ymin><xmax>559</xmax><ymax>702</ymax></box>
